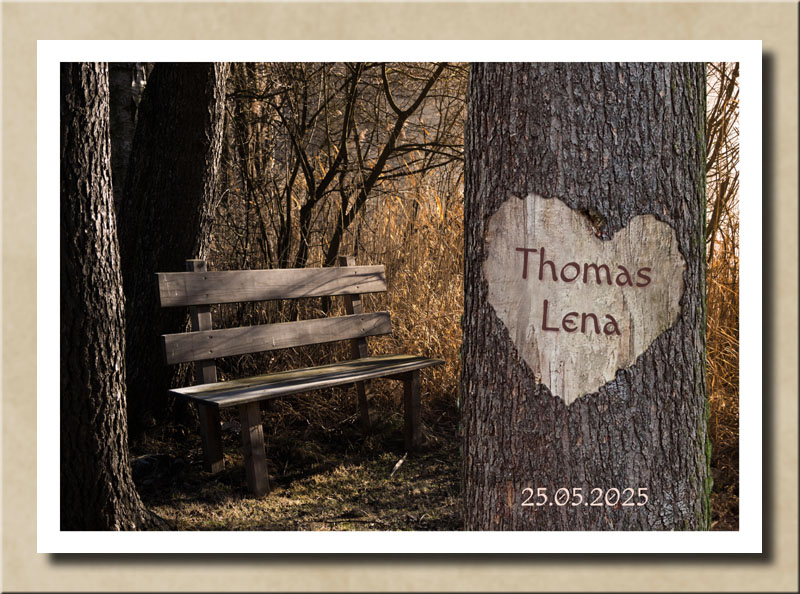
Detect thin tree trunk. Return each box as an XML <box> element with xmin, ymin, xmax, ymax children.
<box><xmin>463</xmin><ymin>63</ymin><xmax>710</xmax><ymax>530</ymax></box>
<box><xmin>118</xmin><ymin>63</ymin><xmax>229</xmax><ymax>436</ymax></box>
<box><xmin>60</xmin><ymin>62</ymin><xmax>165</xmax><ymax>530</ymax></box>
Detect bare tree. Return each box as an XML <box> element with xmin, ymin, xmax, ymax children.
<box><xmin>705</xmin><ymin>62</ymin><xmax>739</xmax><ymax>265</ymax></box>
<box><xmin>217</xmin><ymin>62</ymin><xmax>466</xmax><ymax>277</ymax></box>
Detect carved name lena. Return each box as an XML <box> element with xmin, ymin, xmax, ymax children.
<box><xmin>484</xmin><ymin>194</ymin><xmax>686</xmax><ymax>405</ymax></box>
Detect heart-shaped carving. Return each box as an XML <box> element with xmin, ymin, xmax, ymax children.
<box><xmin>484</xmin><ymin>193</ymin><xmax>685</xmax><ymax>405</ymax></box>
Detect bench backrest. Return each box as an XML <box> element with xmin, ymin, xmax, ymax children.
<box><xmin>157</xmin><ymin>257</ymin><xmax>390</xmax><ymax>367</ymax></box>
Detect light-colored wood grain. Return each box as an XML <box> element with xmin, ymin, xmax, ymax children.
<box><xmin>169</xmin><ymin>354</ymin><xmax>444</xmax><ymax>408</ymax></box>
<box><xmin>484</xmin><ymin>193</ymin><xmax>685</xmax><ymax>405</ymax></box>
<box><xmin>162</xmin><ymin>311</ymin><xmax>392</xmax><ymax>365</ymax></box>
<box><xmin>157</xmin><ymin>265</ymin><xmax>386</xmax><ymax>307</ymax></box>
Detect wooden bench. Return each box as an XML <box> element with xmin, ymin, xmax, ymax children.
<box><xmin>157</xmin><ymin>256</ymin><xmax>443</xmax><ymax>496</ymax></box>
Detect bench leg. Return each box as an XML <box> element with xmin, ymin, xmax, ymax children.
<box><xmin>355</xmin><ymin>380</ymin><xmax>371</xmax><ymax>432</ymax></box>
<box><xmin>198</xmin><ymin>404</ymin><xmax>224</xmax><ymax>473</ymax></box>
<box><xmin>402</xmin><ymin>370</ymin><xmax>422</xmax><ymax>451</ymax></box>
<box><xmin>239</xmin><ymin>402</ymin><xmax>270</xmax><ymax>496</ymax></box>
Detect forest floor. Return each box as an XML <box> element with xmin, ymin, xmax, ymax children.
<box><xmin>132</xmin><ymin>391</ymin><xmax>736</xmax><ymax>531</ymax></box>
<box><xmin>132</xmin><ymin>393</ymin><xmax>462</xmax><ymax>531</ymax></box>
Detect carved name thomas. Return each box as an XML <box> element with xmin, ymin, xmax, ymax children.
<box><xmin>484</xmin><ymin>194</ymin><xmax>685</xmax><ymax>405</ymax></box>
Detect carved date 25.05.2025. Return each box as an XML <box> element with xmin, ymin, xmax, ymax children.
<box><xmin>521</xmin><ymin>487</ymin><xmax>649</xmax><ymax>508</ymax></box>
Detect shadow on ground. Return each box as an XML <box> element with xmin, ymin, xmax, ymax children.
<box><xmin>131</xmin><ymin>392</ymin><xmax>462</xmax><ymax>531</ymax></box>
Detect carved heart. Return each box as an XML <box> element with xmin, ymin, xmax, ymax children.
<box><xmin>484</xmin><ymin>194</ymin><xmax>685</xmax><ymax>405</ymax></box>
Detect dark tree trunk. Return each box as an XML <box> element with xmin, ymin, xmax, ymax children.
<box><xmin>60</xmin><ymin>62</ymin><xmax>164</xmax><ymax>530</ymax></box>
<box><xmin>108</xmin><ymin>62</ymin><xmax>149</xmax><ymax>213</ymax></box>
<box><xmin>463</xmin><ymin>63</ymin><xmax>710</xmax><ymax>530</ymax></box>
<box><xmin>118</xmin><ymin>63</ymin><xmax>229</xmax><ymax>436</ymax></box>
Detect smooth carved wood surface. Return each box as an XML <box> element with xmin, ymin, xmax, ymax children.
<box><xmin>170</xmin><ymin>354</ymin><xmax>443</xmax><ymax>408</ymax></box>
<box><xmin>157</xmin><ymin>265</ymin><xmax>387</xmax><ymax>307</ymax></box>
<box><xmin>162</xmin><ymin>312</ymin><xmax>392</xmax><ymax>365</ymax></box>
<box><xmin>485</xmin><ymin>194</ymin><xmax>685</xmax><ymax>405</ymax></box>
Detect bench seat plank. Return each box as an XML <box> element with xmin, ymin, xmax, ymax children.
<box><xmin>170</xmin><ymin>354</ymin><xmax>443</xmax><ymax>408</ymax></box>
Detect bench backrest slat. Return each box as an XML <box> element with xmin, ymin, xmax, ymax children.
<box><xmin>157</xmin><ymin>265</ymin><xmax>386</xmax><ymax>307</ymax></box>
<box><xmin>162</xmin><ymin>311</ymin><xmax>392</xmax><ymax>365</ymax></box>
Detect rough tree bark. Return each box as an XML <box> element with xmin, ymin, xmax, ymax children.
<box><xmin>108</xmin><ymin>62</ymin><xmax>149</xmax><ymax>213</ymax></box>
<box><xmin>118</xmin><ymin>63</ymin><xmax>229</xmax><ymax>436</ymax></box>
<box><xmin>463</xmin><ymin>63</ymin><xmax>710</xmax><ymax>530</ymax></box>
<box><xmin>60</xmin><ymin>62</ymin><xmax>164</xmax><ymax>530</ymax></box>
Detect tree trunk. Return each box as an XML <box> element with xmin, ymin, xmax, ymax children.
<box><xmin>108</xmin><ymin>62</ymin><xmax>149</xmax><ymax>214</ymax></box>
<box><xmin>60</xmin><ymin>62</ymin><xmax>164</xmax><ymax>530</ymax></box>
<box><xmin>118</xmin><ymin>63</ymin><xmax>229</xmax><ymax>436</ymax></box>
<box><xmin>463</xmin><ymin>63</ymin><xmax>710</xmax><ymax>530</ymax></box>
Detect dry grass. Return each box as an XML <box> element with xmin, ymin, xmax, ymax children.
<box><xmin>707</xmin><ymin>258</ymin><xmax>739</xmax><ymax>530</ymax></box>
<box><xmin>135</xmin><ymin>409</ymin><xmax>461</xmax><ymax>531</ymax></box>
<box><xmin>351</xmin><ymin>180</ymin><xmax>464</xmax><ymax>412</ymax></box>
<box><xmin>705</xmin><ymin>63</ymin><xmax>739</xmax><ymax>531</ymax></box>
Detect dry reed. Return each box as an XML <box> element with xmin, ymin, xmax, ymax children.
<box><xmin>705</xmin><ymin>62</ymin><xmax>739</xmax><ymax>530</ymax></box>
